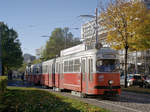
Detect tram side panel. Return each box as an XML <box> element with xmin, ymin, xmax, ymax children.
<box><xmin>35</xmin><ymin>73</ymin><xmax>41</xmax><ymax>85</ymax></box>
<box><xmin>40</xmin><ymin>74</ymin><xmax>44</xmax><ymax>85</ymax></box>
<box><xmin>63</xmin><ymin>73</ymin><xmax>81</xmax><ymax>91</ymax></box>
<box><xmin>54</xmin><ymin>73</ymin><xmax>59</xmax><ymax>88</ymax></box>
<box><xmin>44</xmin><ymin>73</ymin><xmax>49</xmax><ymax>86</ymax></box>
<box><xmin>48</xmin><ymin>73</ymin><xmax>53</xmax><ymax>87</ymax></box>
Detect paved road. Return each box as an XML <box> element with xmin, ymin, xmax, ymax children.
<box><xmin>8</xmin><ymin>80</ymin><xmax>150</xmax><ymax>112</ymax></box>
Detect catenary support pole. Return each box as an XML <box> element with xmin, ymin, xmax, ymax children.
<box><xmin>0</xmin><ymin>25</ymin><xmax>2</xmax><ymax>76</ymax></box>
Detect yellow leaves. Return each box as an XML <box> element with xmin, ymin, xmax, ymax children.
<box><xmin>100</xmin><ymin>0</ymin><xmax>150</xmax><ymax>51</ymax></box>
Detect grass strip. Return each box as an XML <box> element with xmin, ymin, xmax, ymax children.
<box><xmin>0</xmin><ymin>87</ymin><xmax>109</xmax><ymax>112</ymax></box>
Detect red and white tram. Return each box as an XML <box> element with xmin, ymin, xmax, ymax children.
<box><xmin>25</xmin><ymin>44</ymin><xmax>121</xmax><ymax>96</ymax></box>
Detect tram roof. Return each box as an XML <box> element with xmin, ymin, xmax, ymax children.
<box><xmin>60</xmin><ymin>44</ymin><xmax>86</xmax><ymax>56</ymax></box>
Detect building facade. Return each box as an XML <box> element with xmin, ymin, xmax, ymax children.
<box><xmin>35</xmin><ymin>46</ymin><xmax>45</xmax><ymax>59</ymax></box>
<box><xmin>81</xmin><ymin>1</ymin><xmax>150</xmax><ymax>75</ymax></box>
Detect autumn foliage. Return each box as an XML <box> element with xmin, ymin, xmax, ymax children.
<box><xmin>100</xmin><ymin>0</ymin><xmax>150</xmax><ymax>51</ymax></box>
<box><xmin>99</xmin><ymin>0</ymin><xmax>150</xmax><ymax>87</ymax></box>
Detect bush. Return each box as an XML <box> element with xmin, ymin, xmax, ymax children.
<box><xmin>0</xmin><ymin>76</ymin><xmax>7</xmax><ymax>93</ymax></box>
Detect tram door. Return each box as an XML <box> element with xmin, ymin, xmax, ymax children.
<box><xmin>58</xmin><ymin>63</ymin><xmax>60</xmax><ymax>88</ymax></box>
<box><xmin>59</xmin><ymin>63</ymin><xmax>63</xmax><ymax>89</ymax></box>
<box><xmin>49</xmin><ymin>64</ymin><xmax>52</xmax><ymax>87</ymax></box>
<box><xmin>81</xmin><ymin>58</ymin><xmax>88</xmax><ymax>93</ymax></box>
<box><xmin>52</xmin><ymin>63</ymin><xmax>55</xmax><ymax>87</ymax></box>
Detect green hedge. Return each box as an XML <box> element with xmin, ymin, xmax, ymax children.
<box><xmin>0</xmin><ymin>76</ymin><xmax>7</xmax><ymax>93</ymax></box>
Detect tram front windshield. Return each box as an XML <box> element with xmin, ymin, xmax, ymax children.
<box><xmin>96</xmin><ymin>59</ymin><xmax>117</xmax><ymax>72</ymax></box>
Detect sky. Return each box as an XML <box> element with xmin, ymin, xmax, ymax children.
<box><xmin>0</xmin><ymin>0</ymin><xmax>100</xmax><ymax>56</ymax></box>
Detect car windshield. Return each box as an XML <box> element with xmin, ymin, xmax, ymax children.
<box><xmin>129</xmin><ymin>75</ymin><xmax>133</xmax><ymax>79</ymax></box>
<box><xmin>133</xmin><ymin>76</ymin><xmax>141</xmax><ymax>79</ymax></box>
<box><xmin>96</xmin><ymin>59</ymin><xmax>117</xmax><ymax>72</ymax></box>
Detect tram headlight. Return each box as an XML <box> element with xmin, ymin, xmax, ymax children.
<box><xmin>108</xmin><ymin>80</ymin><xmax>114</xmax><ymax>85</ymax></box>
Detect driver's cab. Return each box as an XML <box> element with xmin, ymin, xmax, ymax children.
<box><xmin>96</xmin><ymin>47</ymin><xmax>119</xmax><ymax>73</ymax></box>
<box><xmin>96</xmin><ymin>59</ymin><xmax>117</xmax><ymax>72</ymax></box>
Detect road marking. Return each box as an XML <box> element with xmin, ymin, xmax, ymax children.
<box><xmin>88</xmin><ymin>99</ymin><xmax>142</xmax><ymax>112</ymax></box>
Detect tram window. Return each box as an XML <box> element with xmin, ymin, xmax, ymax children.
<box><xmin>32</xmin><ymin>68</ymin><xmax>34</xmax><ymax>74</ymax></box>
<box><xmin>36</xmin><ymin>68</ymin><xmax>38</xmax><ymax>73</ymax></box>
<box><xmin>49</xmin><ymin>65</ymin><xmax>51</xmax><ymax>73</ymax></box>
<box><xmin>49</xmin><ymin>64</ymin><xmax>52</xmax><ymax>79</ymax></box>
<box><xmin>74</xmin><ymin>59</ymin><xmax>80</xmax><ymax>72</ymax></box>
<box><xmin>90</xmin><ymin>59</ymin><xmax>93</xmax><ymax>73</ymax></box>
<box><xmin>56</xmin><ymin>63</ymin><xmax>59</xmax><ymax>73</ymax></box>
<box><xmin>43</xmin><ymin>65</ymin><xmax>45</xmax><ymax>73</ymax></box>
<box><xmin>43</xmin><ymin>65</ymin><xmax>47</xmax><ymax>73</ymax></box>
<box><xmin>96</xmin><ymin>59</ymin><xmax>116</xmax><ymax>72</ymax></box>
<box><xmin>46</xmin><ymin>65</ymin><xmax>48</xmax><ymax>73</ymax></box>
<box><xmin>89</xmin><ymin>59</ymin><xmax>93</xmax><ymax>81</ymax></box>
<box><xmin>82</xmin><ymin>60</ymin><xmax>86</xmax><ymax>81</ymax></box>
<box><xmin>59</xmin><ymin>64</ymin><xmax>60</xmax><ymax>73</ymax></box>
<box><xmin>37</xmin><ymin>67</ymin><xmax>39</xmax><ymax>74</ymax></box>
<box><xmin>49</xmin><ymin>65</ymin><xmax>51</xmax><ymax>79</ymax></box>
<box><xmin>39</xmin><ymin>66</ymin><xmax>42</xmax><ymax>74</ymax></box>
<box><xmin>57</xmin><ymin>63</ymin><xmax>59</xmax><ymax>73</ymax></box>
<box><xmin>64</xmin><ymin>61</ymin><xmax>69</xmax><ymax>72</ymax></box>
<box><xmin>44</xmin><ymin>65</ymin><xmax>46</xmax><ymax>73</ymax></box>
<box><xmin>69</xmin><ymin>60</ymin><xmax>73</xmax><ymax>72</ymax></box>
<box><xmin>45</xmin><ymin>65</ymin><xmax>47</xmax><ymax>73</ymax></box>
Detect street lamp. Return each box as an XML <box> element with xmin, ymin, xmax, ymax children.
<box><xmin>79</xmin><ymin>15</ymin><xmax>95</xmax><ymax>18</ymax></box>
<box><xmin>40</xmin><ymin>35</ymin><xmax>49</xmax><ymax>38</ymax></box>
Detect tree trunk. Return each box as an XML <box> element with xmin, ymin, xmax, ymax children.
<box><xmin>2</xmin><ymin>65</ymin><xmax>4</xmax><ymax>76</ymax></box>
<box><xmin>125</xmin><ymin>45</ymin><xmax>128</xmax><ymax>88</ymax></box>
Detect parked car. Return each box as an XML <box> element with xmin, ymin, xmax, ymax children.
<box><xmin>143</xmin><ymin>77</ymin><xmax>150</xmax><ymax>88</ymax></box>
<box><xmin>120</xmin><ymin>75</ymin><xmax>134</xmax><ymax>87</ymax></box>
<box><xmin>132</xmin><ymin>74</ymin><xmax>144</xmax><ymax>87</ymax></box>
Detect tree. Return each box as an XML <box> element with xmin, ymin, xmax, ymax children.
<box><xmin>43</xmin><ymin>28</ymin><xmax>81</xmax><ymax>60</ymax></box>
<box><xmin>0</xmin><ymin>22</ymin><xmax>23</xmax><ymax>75</ymax></box>
<box><xmin>99</xmin><ymin>0</ymin><xmax>150</xmax><ymax>87</ymax></box>
<box><xmin>18</xmin><ymin>63</ymin><xmax>27</xmax><ymax>73</ymax></box>
<box><xmin>31</xmin><ymin>59</ymin><xmax>42</xmax><ymax>64</ymax></box>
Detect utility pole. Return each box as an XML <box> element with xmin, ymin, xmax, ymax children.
<box><xmin>95</xmin><ymin>8</ymin><xmax>102</xmax><ymax>49</ymax></box>
<box><xmin>0</xmin><ymin>25</ymin><xmax>2</xmax><ymax>76</ymax></box>
<box><xmin>95</xmin><ymin>8</ymin><xmax>98</xmax><ymax>44</ymax></box>
<box><xmin>65</xmin><ymin>31</ymin><xmax>67</xmax><ymax>49</ymax></box>
<box><xmin>145</xmin><ymin>50</ymin><xmax>147</xmax><ymax>75</ymax></box>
